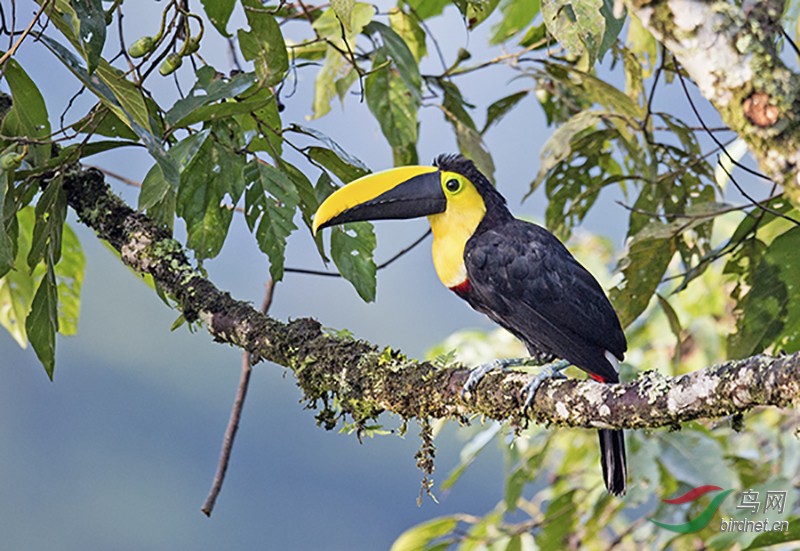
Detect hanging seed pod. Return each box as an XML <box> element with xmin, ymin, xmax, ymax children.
<box><xmin>159</xmin><ymin>53</ymin><xmax>183</xmax><ymax>76</ymax></box>
<box><xmin>0</xmin><ymin>152</ymin><xmax>24</xmax><ymax>170</ymax></box>
<box><xmin>182</xmin><ymin>37</ymin><xmax>200</xmax><ymax>56</ymax></box>
<box><xmin>128</xmin><ymin>36</ymin><xmax>157</xmax><ymax>58</ymax></box>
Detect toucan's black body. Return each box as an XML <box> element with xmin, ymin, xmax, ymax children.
<box><xmin>440</xmin><ymin>156</ymin><xmax>626</xmax><ymax>377</ymax></box>
<box><xmin>314</xmin><ymin>154</ymin><xmax>628</xmax><ymax>495</ymax></box>
<box><xmin>435</xmin><ymin>156</ymin><xmax>627</xmax><ymax>495</ymax></box>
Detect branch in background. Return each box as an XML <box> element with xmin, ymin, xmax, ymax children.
<box><xmin>202</xmin><ymin>278</ymin><xmax>276</xmax><ymax>517</ymax></box>
<box><xmin>626</xmin><ymin>0</ymin><xmax>800</xmax><ymax>202</ymax></box>
<box><xmin>58</xmin><ymin>166</ymin><xmax>798</xmax><ymax>431</ymax></box>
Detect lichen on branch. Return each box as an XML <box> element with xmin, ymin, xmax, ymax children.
<box><xmin>626</xmin><ymin>0</ymin><xmax>800</xmax><ymax>201</ymax></box>
<box><xmin>56</xmin><ymin>166</ymin><xmax>799</xmax><ymax>431</ymax></box>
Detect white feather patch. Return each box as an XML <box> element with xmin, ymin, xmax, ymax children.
<box><xmin>604</xmin><ymin>350</ymin><xmax>619</xmax><ymax>372</ymax></box>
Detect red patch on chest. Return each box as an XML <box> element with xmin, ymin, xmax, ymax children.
<box><xmin>589</xmin><ymin>373</ymin><xmax>606</xmax><ymax>383</ymax></box>
<box><xmin>450</xmin><ymin>279</ymin><xmax>471</xmax><ymax>298</ymax></box>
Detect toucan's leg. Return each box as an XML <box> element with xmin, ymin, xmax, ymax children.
<box><xmin>462</xmin><ymin>357</ymin><xmax>566</xmax><ymax>397</ymax></box>
<box><xmin>521</xmin><ymin>359</ymin><xmax>570</xmax><ymax>410</ymax></box>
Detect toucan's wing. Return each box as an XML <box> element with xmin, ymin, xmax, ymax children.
<box><xmin>464</xmin><ymin>219</ymin><xmax>626</xmax><ymax>382</ymax></box>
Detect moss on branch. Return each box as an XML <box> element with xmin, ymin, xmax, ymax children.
<box><xmin>56</xmin><ymin>166</ymin><xmax>799</xmax><ymax>432</ymax></box>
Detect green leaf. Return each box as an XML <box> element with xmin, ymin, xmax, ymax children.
<box><xmin>0</xmin><ymin>165</ymin><xmax>15</xmax><ymax>276</ymax></box>
<box><xmin>436</xmin><ymin>81</ymin><xmax>494</xmax><ymax>181</ymax></box>
<box><xmin>390</xmin><ymin>516</ymin><xmax>459</xmax><ymax>551</ymax></box>
<box><xmin>657</xmin><ymin>294</ymin><xmax>683</xmax><ymax>370</ymax></box>
<box><xmin>0</xmin><ymin>207</ymin><xmax>36</xmax><ymax>347</ymax></box>
<box><xmin>139</xmin><ymin>163</ymin><xmax>170</xmax><ymax>212</ymax></box>
<box><xmin>308</xmin><ymin>146</ymin><xmax>369</xmax><ymax>184</ymax></box>
<box><xmin>450</xmin><ymin>115</ymin><xmax>495</xmax><ymax>182</ymax></box>
<box><xmin>389</xmin><ymin>7</ymin><xmax>427</xmax><ymax>62</ymax></box>
<box><xmin>16</xmin><ymin>141</ymin><xmax>140</xmax><ymax>183</ymax></box>
<box><xmin>280</xmin><ymin>161</ymin><xmax>318</xmax><ymax>232</ymax></box>
<box><xmin>1</xmin><ymin>59</ymin><xmax>51</xmax><ymax>166</ymax></box>
<box><xmin>71</xmin><ymin>0</ymin><xmax>106</xmax><ymax>73</ymax></box>
<box><xmin>482</xmin><ymin>91</ymin><xmax>528</xmax><ymax>134</ymax></box>
<box><xmin>454</xmin><ymin>0</ymin><xmax>501</xmax><ymax>29</ymax></box>
<box><xmin>238</xmin><ymin>0</ymin><xmax>289</xmax><ymax>87</ymax></box>
<box><xmin>177</xmin><ymin>126</ymin><xmax>247</xmax><ymax>260</ymax></box>
<box><xmin>201</xmin><ymin>0</ymin><xmax>236</xmax><ymax>36</ymax></box>
<box><xmin>166</xmin><ymin>67</ymin><xmax>258</xmax><ymax>127</ymax></box>
<box><xmin>331</xmin><ymin>0</ymin><xmax>356</xmax><ymax>32</ymax></box>
<box><xmin>518</xmin><ymin>21</ymin><xmax>548</xmax><ymax>47</ymax></box>
<box><xmin>366</xmin><ymin>22</ymin><xmax>422</xmax><ymax>98</ymax></box>
<box><xmin>535</xmin><ymin>126</ymin><xmax>629</xmax><ymax>242</ymax></box>
<box><xmin>728</xmin><ymin>227</ymin><xmax>800</xmax><ymax>357</ymax></box>
<box><xmin>490</xmin><ymin>0</ymin><xmax>540</xmax><ymax>44</ymax></box>
<box><xmin>55</xmin><ymin>223</ymin><xmax>85</xmax><ymax>336</ymax></box>
<box><xmin>311</xmin><ymin>46</ymin><xmax>349</xmax><ymax>119</ymax></box>
<box><xmin>296</xmin><ymin>125</ymin><xmax>370</xmax><ymax>169</ymax></box>
<box><xmin>626</xmin><ymin>11</ymin><xmax>657</xmax><ymax>76</ymax></box>
<box><xmin>633</xmin><ymin>202</ymin><xmax>733</xmax><ymax>242</ymax></box>
<box><xmin>26</xmin><ymin>264</ymin><xmax>58</xmax><ymax>379</ymax></box>
<box><xmin>598</xmin><ymin>0</ymin><xmax>625</xmax><ymax>61</ymax></box>
<box><xmin>37</xmin><ymin>34</ymin><xmax>178</xmax><ymax>185</ymax></box>
<box><xmin>404</xmin><ymin>0</ymin><xmax>449</xmax><ymax>19</ymax></box>
<box><xmin>38</xmin><ymin>35</ymin><xmax>152</xmax><ymax>134</ymax></box>
<box><xmin>28</xmin><ymin>177</ymin><xmax>67</xmax><ymax>270</ymax></box>
<box><xmin>657</xmin><ymin>429</ymin><xmax>737</xmax><ymax>488</ymax></box>
<box><xmin>173</xmin><ymin>87</ymin><xmax>276</xmax><ymax>130</ymax></box>
<box><xmin>243</xmin><ymin>162</ymin><xmax>299</xmax><ymax>280</ymax></box>
<box><xmin>545</xmin><ymin>61</ymin><xmax>643</xmax><ymax>119</ymax></box>
<box><xmin>536</xmin><ymin>490</ymin><xmax>578</xmax><ymax>549</ymax></box>
<box><xmin>235</xmin><ymin>90</ymin><xmax>283</xmax><ymax>157</ymax></box>
<box><xmin>330</xmin><ymin>222</ymin><xmax>376</xmax><ymax>301</ymax></box>
<box><xmin>745</xmin><ymin>517</ymin><xmax>800</xmax><ymax>549</ymax></box>
<box><xmin>610</xmin><ymin>236</ymin><xmax>675</xmax><ymax>328</ymax></box>
<box><xmin>531</xmin><ymin>110</ymin><xmax>604</xmax><ymax>193</ymax></box>
<box><xmin>441</xmin><ymin>425</ymin><xmax>500</xmax><ymax>490</ymax></box>
<box><xmin>365</xmin><ymin>50</ymin><xmax>419</xmax><ymax>151</ymax></box>
<box><xmin>542</xmin><ymin>0</ymin><xmax>605</xmax><ymax>66</ymax></box>
<box><xmin>313</xmin><ymin>3</ymin><xmax>374</xmax><ymax>45</ymax></box>
<box><xmin>140</xmin><ymin>130</ymin><xmax>210</xmax><ymax>227</ymax></box>
<box><xmin>71</xmin><ymin>105</ymin><xmax>139</xmax><ymax>140</ymax></box>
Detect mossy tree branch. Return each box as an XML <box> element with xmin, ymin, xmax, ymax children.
<box><xmin>55</xmin><ymin>166</ymin><xmax>798</xmax><ymax>431</ymax></box>
<box><xmin>626</xmin><ymin>0</ymin><xmax>800</xmax><ymax>202</ymax></box>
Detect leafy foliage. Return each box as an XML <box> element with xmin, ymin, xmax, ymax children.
<box><xmin>2</xmin><ymin>0</ymin><xmax>799</xmax><ymax>548</ymax></box>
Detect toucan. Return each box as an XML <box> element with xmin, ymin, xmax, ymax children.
<box><xmin>312</xmin><ymin>154</ymin><xmax>627</xmax><ymax>496</ymax></box>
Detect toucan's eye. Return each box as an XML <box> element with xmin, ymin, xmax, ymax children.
<box><xmin>445</xmin><ymin>178</ymin><xmax>461</xmax><ymax>193</ymax></box>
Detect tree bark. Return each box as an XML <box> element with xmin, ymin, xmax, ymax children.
<box><xmin>626</xmin><ymin>0</ymin><xmax>800</xmax><ymax>202</ymax></box>
<box><xmin>54</xmin><ymin>166</ymin><xmax>798</xmax><ymax>431</ymax></box>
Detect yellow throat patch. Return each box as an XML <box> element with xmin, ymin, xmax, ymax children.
<box><xmin>427</xmin><ymin>171</ymin><xmax>487</xmax><ymax>288</ymax></box>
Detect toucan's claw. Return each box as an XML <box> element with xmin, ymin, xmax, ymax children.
<box><xmin>462</xmin><ymin>357</ymin><xmax>553</xmax><ymax>398</ymax></box>
<box><xmin>522</xmin><ymin>359</ymin><xmax>570</xmax><ymax>414</ymax></box>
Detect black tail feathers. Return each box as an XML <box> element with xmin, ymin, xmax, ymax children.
<box><xmin>598</xmin><ymin>429</ymin><xmax>627</xmax><ymax>496</ymax></box>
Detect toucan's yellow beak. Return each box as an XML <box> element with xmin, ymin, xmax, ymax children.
<box><xmin>312</xmin><ymin>166</ymin><xmax>445</xmax><ymax>235</ymax></box>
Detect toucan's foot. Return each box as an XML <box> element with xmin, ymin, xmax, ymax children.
<box><xmin>522</xmin><ymin>359</ymin><xmax>570</xmax><ymax>412</ymax></box>
<box><xmin>462</xmin><ymin>357</ymin><xmax>547</xmax><ymax>398</ymax></box>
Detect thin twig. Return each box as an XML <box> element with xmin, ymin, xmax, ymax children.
<box><xmin>93</xmin><ymin>164</ymin><xmax>248</xmax><ymax>215</ymax></box>
<box><xmin>641</xmin><ymin>45</ymin><xmax>665</xmax><ymax>140</ymax></box>
<box><xmin>780</xmin><ymin>26</ymin><xmax>800</xmax><ymax>58</ymax></box>
<box><xmin>284</xmin><ymin>228</ymin><xmax>432</xmax><ymax>277</ymax></box>
<box><xmin>85</xmin><ymin>164</ymin><xmax>144</xmax><ymax>188</ymax></box>
<box><xmin>202</xmin><ymin>278</ymin><xmax>276</xmax><ymax>517</ymax></box>
<box><xmin>717</xmin><ymin>159</ymin><xmax>800</xmax><ymax>226</ymax></box>
<box><xmin>673</xmin><ymin>55</ymin><xmax>771</xmax><ymax>183</ymax></box>
<box><xmin>0</xmin><ymin>0</ymin><xmax>50</xmax><ymax>69</ymax></box>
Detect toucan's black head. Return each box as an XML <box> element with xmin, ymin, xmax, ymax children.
<box><xmin>433</xmin><ymin>154</ymin><xmax>511</xmax><ymax>223</ymax></box>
